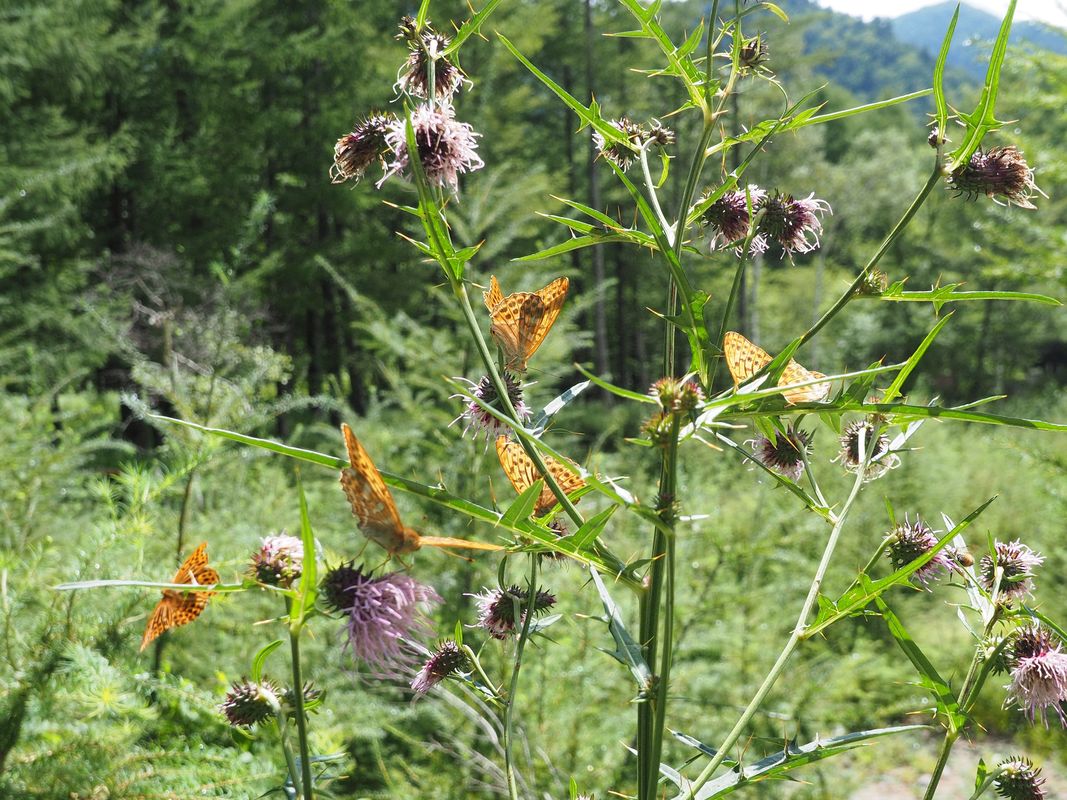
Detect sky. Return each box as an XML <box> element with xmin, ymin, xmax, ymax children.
<box><xmin>814</xmin><ymin>1</ymin><xmax>1067</xmax><ymax>28</ymax></box>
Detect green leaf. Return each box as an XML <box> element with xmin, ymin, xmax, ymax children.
<box><xmin>590</xmin><ymin>569</ymin><xmax>652</xmax><ymax>690</ymax></box>
<box><xmin>875</xmin><ymin>597</ymin><xmax>965</xmax><ymax>732</ymax></box>
<box><xmin>933</xmin><ymin>4</ymin><xmax>960</xmax><ymax>138</ymax></box>
<box><xmin>500</xmin><ymin>481</ymin><xmax>544</xmax><ymax>528</ymax></box>
<box><xmin>404</xmin><ymin>114</ymin><xmax>461</xmax><ymax>280</ymax></box>
<box><xmin>530</xmin><ymin>380</ymin><xmax>591</xmax><ymax>436</ymax></box>
<box><xmin>443</xmin><ymin>0</ymin><xmax>505</xmax><ymax>55</ymax></box>
<box><xmin>293</xmin><ymin>475</ymin><xmax>318</xmax><ymax>622</ymax></box>
<box><xmin>415</xmin><ymin>0</ymin><xmax>432</xmax><ymax>32</ymax></box>
<box><xmin>53</xmin><ymin>578</ymin><xmax>254</xmax><ymax>594</ymax></box>
<box><xmin>568</xmin><ymin>506</ymin><xmax>617</xmax><ymax>550</ymax></box>
<box><xmin>574</xmin><ymin>363</ymin><xmax>657</xmax><ymax>404</ymax></box>
<box><xmin>252</xmin><ymin>639</ymin><xmax>285</xmax><ymax>683</ymax></box>
<box><xmin>883</xmin><ymin>313</ymin><xmax>953</xmax><ymax>404</ymax></box>
<box><xmin>615</xmin><ymin>0</ymin><xmax>707</xmax><ymax>109</ymax></box>
<box><xmin>872</xmin><ymin>285</ymin><xmax>1060</xmax><ymax>308</ymax></box>
<box><xmin>514</xmin><ymin>234</ymin><xmax>630</xmax><ymax>262</ymax></box>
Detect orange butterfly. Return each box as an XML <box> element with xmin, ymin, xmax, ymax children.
<box><xmin>140</xmin><ymin>542</ymin><xmax>219</xmax><ymax>652</ymax></box>
<box><xmin>723</xmin><ymin>331</ymin><xmax>831</xmax><ymax>405</ymax></box>
<box><xmin>340</xmin><ymin>423</ymin><xmax>502</xmax><ymax>555</ymax></box>
<box><xmin>482</xmin><ymin>276</ymin><xmax>569</xmax><ymax>372</ymax></box>
<box><xmin>495</xmin><ymin>435</ymin><xmax>586</xmax><ymax>518</ymax></box>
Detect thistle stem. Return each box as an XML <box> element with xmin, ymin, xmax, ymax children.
<box><xmin>288</xmin><ymin>604</ymin><xmax>314</xmax><ymax>800</ymax></box>
<box><xmin>504</xmin><ymin>554</ymin><xmax>539</xmax><ymax>800</ymax></box>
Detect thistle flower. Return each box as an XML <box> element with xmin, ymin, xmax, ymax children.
<box><xmin>472</xmin><ymin>585</ymin><xmax>557</xmax><ymax>639</ymax></box>
<box><xmin>884</xmin><ymin>516</ymin><xmax>952</xmax><ymax>588</ymax></box>
<box><xmin>835</xmin><ymin>417</ymin><xmax>899</xmax><ymax>482</ymax></box>
<box><xmin>949</xmin><ymin>145</ymin><xmax>1045</xmax><ymax>210</ymax></box>
<box><xmin>994</xmin><ymin>755</ymin><xmax>1046</xmax><ymax>799</ymax></box>
<box><xmin>1004</xmin><ymin>624</ymin><xmax>1067</xmax><ymax>727</ymax></box>
<box><xmin>250</xmin><ymin>533</ymin><xmax>305</xmax><ymax>588</ymax></box>
<box><xmin>382</xmin><ymin>103</ymin><xmax>483</xmax><ymax>192</ymax></box>
<box><xmin>745</xmin><ymin>428</ymin><xmax>811</xmax><ymax>482</ymax></box>
<box><xmin>647</xmin><ymin>120</ymin><xmax>675</xmax><ymax>148</ymax></box>
<box><xmin>397</xmin><ymin>31</ymin><xmax>468</xmax><ymax>100</ymax></box>
<box><xmin>700</xmin><ymin>186</ymin><xmax>765</xmax><ymax>251</ymax></box>
<box><xmin>980</xmin><ymin>540</ymin><xmax>1044</xmax><ymax>603</ymax></box>
<box><xmin>331</xmin><ymin>113</ymin><xmax>393</xmax><ymax>184</ymax></box>
<box><xmin>451</xmin><ymin>373</ymin><xmax>530</xmax><ymax>442</ymax></box>
<box><xmin>592</xmin><ymin>117</ymin><xmax>645</xmax><ymax>170</ymax></box>
<box><xmin>755</xmin><ymin>192</ymin><xmax>831</xmax><ymax>257</ymax></box>
<box><xmin>322</xmin><ymin>562</ymin><xmax>440</xmax><ymax>673</ymax></box>
<box><xmin>411</xmin><ymin>640</ymin><xmax>470</xmax><ymax>694</ymax></box>
<box><xmin>220</xmin><ymin>678</ymin><xmax>281</xmax><ymax>728</ymax></box>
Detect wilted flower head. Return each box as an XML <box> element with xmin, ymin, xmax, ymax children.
<box><xmin>592</xmin><ymin>117</ymin><xmax>645</xmax><ymax>170</ymax></box>
<box><xmin>411</xmin><ymin>640</ymin><xmax>470</xmax><ymax>694</ymax></box>
<box><xmin>1004</xmin><ymin>624</ymin><xmax>1067</xmax><ymax>727</ymax></box>
<box><xmin>331</xmin><ymin>113</ymin><xmax>393</xmax><ymax>184</ymax></box>
<box><xmin>250</xmin><ymin>533</ymin><xmax>305</xmax><ymax>588</ymax></box>
<box><xmin>745</xmin><ymin>428</ymin><xmax>811</xmax><ymax>482</ymax></box>
<box><xmin>980</xmin><ymin>540</ymin><xmax>1044</xmax><ymax>603</ymax></box>
<box><xmin>700</xmin><ymin>185</ymin><xmax>766</xmax><ymax>251</ymax></box>
<box><xmin>397</xmin><ymin>31</ymin><xmax>467</xmax><ymax>100</ymax></box>
<box><xmin>739</xmin><ymin>34</ymin><xmax>769</xmax><ymax>70</ymax></box>
<box><xmin>220</xmin><ymin>677</ymin><xmax>281</xmax><ymax>728</ymax></box>
<box><xmin>282</xmin><ymin>682</ymin><xmax>323</xmax><ymax>714</ymax></box>
<box><xmin>949</xmin><ymin>145</ymin><xmax>1044</xmax><ymax>210</ymax></box>
<box><xmin>452</xmin><ymin>373</ymin><xmax>530</xmax><ymax>442</ymax></box>
<box><xmin>473</xmin><ymin>585</ymin><xmax>557</xmax><ymax>639</ymax></box>
<box><xmin>322</xmin><ymin>562</ymin><xmax>440</xmax><ymax>673</ymax></box>
<box><xmin>885</xmin><ymin>516</ymin><xmax>952</xmax><ymax>588</ymax></box>
<box><xmin>755</xmin><ymin>192</ymin><xmax>831</xmax><ymax>257</ymax></box>
<box><xmin>382</xmin><ymin>103</ymin><xmax>483</xmax><ymax>192</ymax></box>
<box><xmin>835</xmin><ymin>417</ymin><xmax>899</xmax><ymax>482</ymax></box>
<box><xmin>994</xmin><ymin>755</ymin><xmax>1046</xmax><ymax>799</ymax></box>
<box><xmin>647</xmin><ymin>120</ymin><xmax>675</xmax><ymax>148</ymax></box>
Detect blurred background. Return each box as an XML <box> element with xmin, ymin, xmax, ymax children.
<box><xmin>1</xmin><ymin>0</ymin><xmax>1065</xmax><ymax>797</ymax></box>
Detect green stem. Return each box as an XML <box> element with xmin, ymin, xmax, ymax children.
<box><xmin>922</xmin><ymin>731</ymin><xmax>959</xmax><ymax>800</ymax></box>
<box><xmin>504</xmin><ymin>555</ymin><xmax>539</xmax><ymax>800</ymax></box>
<box><xmin>288</xmin><ymin>600</ymin><xmax>314</xmax><ymax>800</ymax></box>
<box><xmin>685</xmin><ymin>465</ymin><xmax>869</xmax><ymax>797</ymax></box>
<box><xmin>276</xmin><ymin>705</ymin><xmax>303</xmax><ymax>798</ymax></box>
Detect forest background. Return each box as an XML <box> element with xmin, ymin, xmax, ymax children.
<box><xmin>2</xmin><ymin>0</ymin><xmax>1066</xmax><ymax>797</ymax></box>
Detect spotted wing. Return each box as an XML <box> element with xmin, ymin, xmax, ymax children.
<box><xmin>723</xmin><ymin>331</ymin><xmax>773</xmax><ymax>386</ymax></box>
<box><xmin>339</xmin><ymin>423</ymin><xmax>414</xmax><ymax>553</ymax></box>
<box><xmin>490</xmin><ymin>292</ymin><xmax>545</xmax><ymax>371</ymax></box>
<box><xmin>779</xmin><ymin>364</ymin><xmax>832</xmax><ymax>405</ymax></box>
<box><xmin>139</xmin><ymin>542</ymin><xmax>217</xmax><ymax>652</ymax></box>
<box><xmin>483</xmin><ymin>275</ymin><xmax>504</xmax><ymax>311</ymax></box>
<box><xmin>518</xmin><ymin>277</ymin><xmax>569</xmax><ymax>365</ymax></box>
<box><xmin>496</xmin><ymin>435</ymin><xmax>585</xmax><ymax>517</ymax></box>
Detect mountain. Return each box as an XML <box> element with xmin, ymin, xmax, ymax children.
<box><xmin>891</xmin><ymin>3</ymin><xmax>1067</xmax><ymax>79</ymax></box>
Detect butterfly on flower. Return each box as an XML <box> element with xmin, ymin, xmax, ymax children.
<box><xmin>723</xmin><ymin>331</ymin><xmax>831</xmax><ymax>405</ymax></box>
<box><xmin>495</xmin><ymin>435</ymin><xmax>586</xmax><ymax>518</ymax></box>
<box><xmin>140</xmin><ymin>542</ymin><xmax>219</xmax><ymax>652</ymax></box>
<box><xmin>339</xmin><ymin>423</ymin><xmax>502</xmax><ymax>555</ymax></box>
<box><xmin>482</xmin><ymin>276</ymin><xmax>569</xmax><ymax>372</ymax></box>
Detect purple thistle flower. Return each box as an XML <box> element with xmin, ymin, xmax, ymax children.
<box><xmin>397</xmin><ymin>31</ymin><xmax>468</xmax><ymax>100</ymax></box>
<box><xmin>980</xmin><ymin>540</ymin><xmax>1044</xmax><ymax>603</ymax></box>
<box><xmin>835</xmin><ymin>417</ymin><xmax>899</xmax><ymax>482</ymax></box>
<box><xmin>250</xmin><ymin>533</ymin><xmax>305</xmax><ymax>588</ymax></box>
<box><xmin>411</xmin><ymin>640</ymin><xmax>469</xmax><ymax>694</ymax></box>
<box><xmin>331</xmin><ymin>113</ymin><xmax>393</xmax><ymax>185</ymax></box>
<box><xmin>322</xmin><ymin>562</ymin><xmax>440</xmax><ymax>674</ymax></box>
<box><xmin>745</xmin><ymin>428</ymin><xmax>811</xmax><ymax>482</ymax></box>
<box><xmin>382</xmin><ymin>103</ymin><xmax>483</xmax><ymax>192</ymax></box>
<box><xmin>592</xmin><ymin>117</ymin><xmax>645</xmax><ymax>171</ymax></box>
<box><xmin>700</xmin><ymin>186</ymin><xmax>766</xmax><ymax>252</ymax></box>
<box><xmin>451</xmin><ymin>373</ymin><xmax>530</xmax><ymax>442</ymax></box>
<box><xmin>949</xmin><ymin>145</ymin><xmax>1045</xmax><ymax>210</ymax></box>
<box><xmin>755</xmin><ymin>191</ymin><xmax>831</xmax><ymax>257</ymax></box>
<box><xmin>1004</xmin><ymin>624</ymin><xmax>1067</xmax><ymax>728</ymax></box>
<box><xmin>884</xmin><ymin>516</ymin><xmax>952</xmax><ymax>588</ymax></box>
<box><xmin>472</xmin><ymin>585</ymin><xmax>557</xmax><ymax>640</ymax></box>
<box><xmin>994</xmin><ymin>755</ymin><xmax>1046</xmax><ymax>800</ymax></box>
<box><xmin>220</xmin><ymin>677</ymin><xmax>281</xmax><ymax>728</ymax></box>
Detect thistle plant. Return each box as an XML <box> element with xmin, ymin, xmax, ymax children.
<box><xmin>55</xmin><ymin>1</ymin><xmax>1067</xmax><ymax>798</ymax></box>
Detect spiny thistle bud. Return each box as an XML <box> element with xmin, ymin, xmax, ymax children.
<box><xmin>983</xmin><ymin>634</ymin><xmax>1012</xmax><ymax>675</ymax></box>
<box><xmin>642</xmin><ymin>411</ymin><xmax>675</xmax><ymax>448</ymax></box>
<box><xmin>745</xmin><ymin>428</ymin><xmax>811</xmax><ymax>482</ymax></box>
<box><xmin>855</xmin><ymin>269</ymin><xmax>889</xmax><ymax>296</ymax></box>
<box><xmin>755</xmin><ymin>191</ymin><xmax>832</xmax><ymax>257</ymax></box>
<box><xmin>331</xmin><ymin>113</ymin><xmax>393</xmax><ymax>184</ymax></box>
<box><xmin>396</xmin><ymin>15</ymin><xmax>420</xmax><ymax>44</ymax></box>
<box><xmin>739</xmin><ymin>34</ymin><xmax>769</xmax><ymax>70</ymax></box>
<box><xmin>452</xmin><ymin>372</ymin><xmax>530</xmax><ymax>442</ymax></box>
<box><xmin>321</xmin><ymin>560</ymin><xmax>366</xmax><ymax>614</ymax></box>
<box><xmin>994</xmin><ymin>756</ymin><xmax>1046</xmax><ymax>799</ymax></box>
<box><xmin>1004</xmin><ymin>624</ymin><xmax>1067</xmax><ymax>727</ymax></box>
<box><xmin>220</xmin><ymin>678</ymin><xmax>281</xmax><ymax>728</ymax></box>
<box><xmin>381</xmin><ymin>103</ymin><xmax>483</xmax><ymax>192</ymax></box>
<box><xmin>699</xmin><ymin>185</ymin><xmax>765</xmax><ymax>251</ymax></box>
<box><xmin>980</xmin><ymin>540</ymin><xmax>1044</xmax><ymax>603</ymax></box>
<box><xmin>884</xmin><ymin>516</ymin><xmax>952</xmax><ymax>588</ymax></box>
<box><xmin>647</xmin><ymin>120</ymin><xmax>675</xmax><ymax>148</ymax></box>
<box><xmin>411</xmin><ymin>640</ymin><xmax>470</xmax><ymax>694</ymax></box>
<box><xmin>948</xmin><ymin>145</ymin><xmax>1044</xmax><ymax>210</ymax></box>
<box><xmin>836</xmin><ymin>417</ymin><xmax>899</xmax><ymax>482</ymax></box>
<box><xmin>676</xmin><ymin>380</ymin><xmax>704</xmax><ymax>416</ymax></box>
<box><xmin>397</xmin><ymin>32</ymin><xmax>467</xmax><ymax>100</ymax></box>
<box><xmin>473</xmin><ymin>585</ymin><xmax>557</xmax><ymax>639</ymax></box>
<box><xmin>649</xmin><ymin>377</ymin><xmax>679</xmax><ymax>410</ymax></box>
<box><xmin>250</xmin><ymin>533</ymin><xmax>305</xmax><ymax>588</ymax></box>
<box><xmin>282</xmin><ymin>681</ymin><xmax>323</xmax><ymax>713</ymax></box>
<box><xmin>592</xmin><ymin>117</ymin><xmax>645</xmax><ymax>170</ymax></box>
<box><xmin>927</xmin><ymin>127</ymin><xmax>942</xmax><ymax>148</ymax></box>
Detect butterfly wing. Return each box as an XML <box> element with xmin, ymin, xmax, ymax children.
<box><xmin>140</xmin><ymin>543</ymin><xmax>217</xmax><ymax>652</ymax></box>
<box><xmin>519</xmin><ymin>277</ymin><xmax>569</xmax><ymax>364</ymax></box>
<box><xmin>496</xmin><ymin>435</ymin><xmax>585</xmax><ymax>517</ymax></box>
<box><xmin>483</xmin><ymin>275</ymin><xmax>504</xmax><ymax>311</ymax></box>
<box><xmin>779</xmin><ymin>365</ymin><xmax>831</xmax><ymax>404</ymax></box>
<box><xmin>490</xmin><ymin>292</ymin><xmax>544</xmax><ymax>372</ymax></box>
<box><xmin>724</xmin><ymin>331</ymin><xmax>773</xmax><ymax>386</ymax></box>
<box><xmin>339</xmin><ymin>423</ymin><xmax>421</xmax><ymax>554</ymax></box>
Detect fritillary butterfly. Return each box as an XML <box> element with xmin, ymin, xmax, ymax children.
<box><xmin>140</xmin><ymin>542</ymin><xmax>219</xmax><ymax>652</ymax></box>
<box><xmin>723</xmin><ymin>331</ymin><xmax>831</xmax><ymax>405</ymax></box>
<box><xmin>483</xmin><ymin>276</ymin><xmax>569</xmax><ymax>372</ymax></box>
<box><xmin>495</xmin><ymin>435</ymin><xmax>586</xmax><ymax>517</ymax></box>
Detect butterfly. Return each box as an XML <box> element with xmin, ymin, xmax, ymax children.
<box><xmin>723</xmin><ymin>331</ymin><xmax>831</xmax><ymax>405</ymax></box>
<box><xmin>140</xmin><ymin>542</ymin><xmax>219</xmax><ymax>652</ymax></box>
<box><xmin>482</xmin><ymin>276</ymin><xmax>569</xmax><ymax>372</ymax></box>
<box><xmin>495</xmin><ymin>435</ymin><xmax>586</xmax><ymax>518</ymax></box>
<box><xmin>340</xmin><ymin>423</ymin><xmax>502</xmax><ymax>555</ymax></box>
